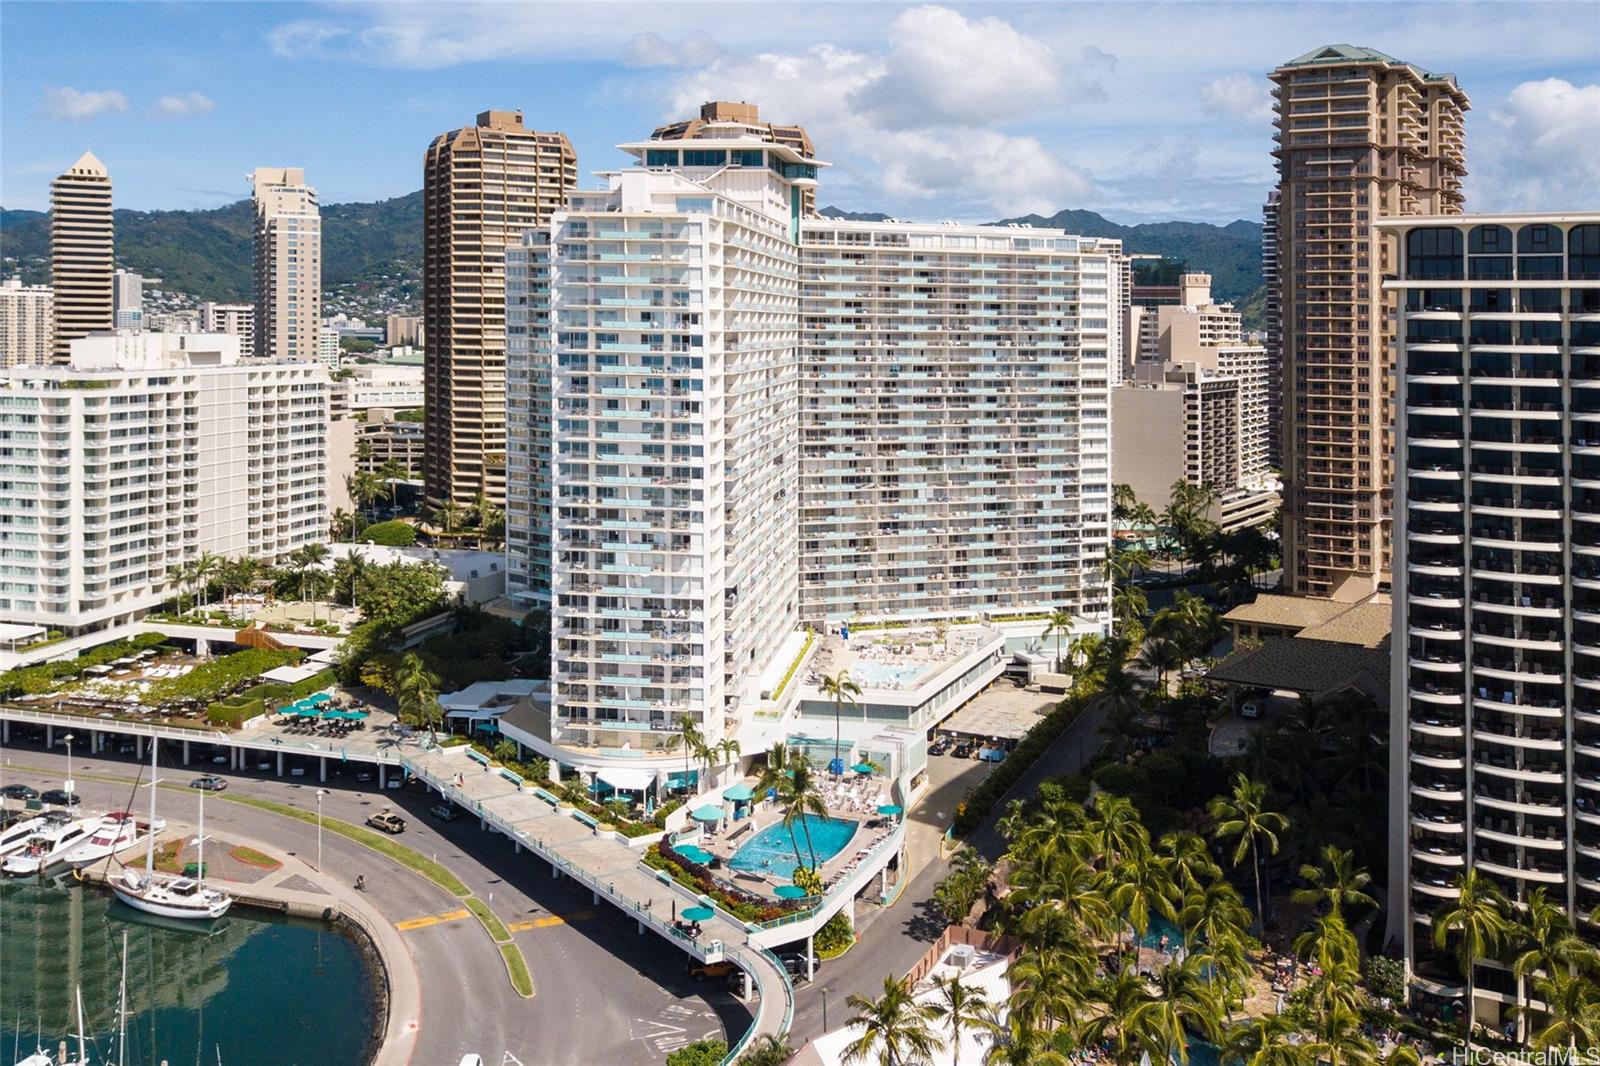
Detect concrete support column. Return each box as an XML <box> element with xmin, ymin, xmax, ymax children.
<box><xmin>552</xmin><ymin>863</ymin><xmax>560</xmax><ymax>880</ymax></box>
<box><xmin>46</xmin><ymin>724</ymin><xmax>53</xmax><ymax>747</ymax></box>
<box><xmin>135</xmin><ymin>736</ymin><xmax>144</xmax><ymax>761</ymax></box>
<box><xmin>90</xmin><ymin>731</ymin><xmax>100</xmax><ymax>754</ymax></box>
<box><xmin>842</xmin><ymin>898</ymin><xmax>856</xmax><ymax>932</ymax></box>
<box><xmin>196</xmin><ymin>638</ymin><xmax>210</xmax><ymax>658</ymax></box>
<box><xmin>548</xmin><ymin>762</ymin><xmax>561</xmax><ymax>784</ymax></box>
<box><xmin>276</xmin><ymin>751</ymin><xmax>284</xmax><ymax>777</ymax></box>
<box><xmin>514</xmin><ymin>841</ymin><xmax>521</xmax><ymax>855</ymax></box>
<box><xmin>2</xmin><ymin>720</ymin><xmax>9</xmax><ymax>743</ymax></box>
<box><xmin>592</xmin><ymin>890</ymin><xmax>599</xmax><ymax>904</ymax></box>
<box><xmin>806</xmin><ymin>934</ymin><xmax>815</xmax><ymax>982</ymax></box>
<box><xmin>378</xmin><ymin>765</ymin><xmax>387</xmax><ymax>789</ymax></box>
<box><xmin>319</xmin><ymin>757</ymin><xmax>327</xmax><ymax>783</ymax></box>
<box><xmin>182</xmin><ymin>741</ymin><xmax>190</xmax><ymax>766</ymax></box>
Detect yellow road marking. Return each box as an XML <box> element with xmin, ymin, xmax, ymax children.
<box><xmin>507</xmin><ymin>909</ymin><xmax>595</xmax><ymax>932</ymax></box>
<box><xmin>396</xmin><ymin>908</ymin><xmax>470</xmax><ymax>931</ymax></box>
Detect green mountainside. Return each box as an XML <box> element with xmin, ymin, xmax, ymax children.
<box><xmin>0</xmin><ymin>192</ymin><xmax>422</xmax><ymax>305</ymax></box>
<box><xmin>0</xmin><ymin>194</ymin><xmax>1262</xmax><ymax>327</ymax></box>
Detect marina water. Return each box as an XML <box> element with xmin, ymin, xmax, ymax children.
<box><xmin>0</xmin><ymin>881</ymin><xmax>377</xmax><ymax>1066</ymax></box>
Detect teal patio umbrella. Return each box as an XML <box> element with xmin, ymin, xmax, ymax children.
<box><xmin>774</xmin><ymin>884</ymin><xmax>809</xmax><ymax>900</ymax></box>
<box><xmin>722</xmin><ymin>783</ymin><xmax>754</xmax><ymax>802</ymax></box>
<box><xmin>681</xmin><ymin>905</ymin><xmax>715</xmax><ymax>923</ymax></box>
<box><xmin>850</xmin><ymin>763</ymin><xmax>875</xmax><ymax>775</ymax></box>
<box><xmin>877</xmin><ymin>804</ymin><xmax>903</xmax><ymax>816</ymax></box>
<box><xmin>691</xmin><ymin>805</ymin><xmax>724</xmax><ymax>823</ymax></box>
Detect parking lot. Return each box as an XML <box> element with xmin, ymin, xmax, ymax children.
<box><xmin>932</xmin><ymin>681</ymin><xmax>1059</xmax><ymax>754</ymax></box>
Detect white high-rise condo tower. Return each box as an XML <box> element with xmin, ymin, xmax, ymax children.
<box><xmin>1382</xmin><ymin>212</ymin><xmax>1600</xmax><ymax>1040</ymax></box>
<box><xmin>507</xmin><ymin>121</ymin><xmax>821</xmax><ymax>770</ymax></box>
<box><xmin>251</xmin><ymin>167</ymin><xmax>321</xmax><ymax>362</ymax></box>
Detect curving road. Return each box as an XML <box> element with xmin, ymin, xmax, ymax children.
<box><xmin>0</xmin><ymin>737</ymin><xmax>750</xmax><ymax>1065</ymax></box>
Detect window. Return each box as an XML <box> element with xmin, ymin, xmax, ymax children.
<box><xmin>1406</xmin><ymin>227</ymin><xmax>1463</xmax><ymax>280</ymax></box>
<box><xmin>1518</xmin><ymin>224</ymin><xmax>1563</xmax><ymax>254</ymax></box>
<box><xmin>732</xmin><ymin>149</ymin><xmax>764</xmax><ymax>167</ymax></box>
<box><xmin>1570</xmin><ymin>224</ymin><xmax>1600</xmax><ymax>281</ymax></box>
<box><xmin>681</xmin><ymin>149</ymin><xmax>727</xmax><ymax>167</ymax></box>
<box><xmin>645</xmin><ymin>149</ymin><xmax>679</xmax><ymax>167</ymax></box>
<box><xmin>1469</xmin><ymin>225</ymin><xmax>1512</xmax><ymax>255</ymax></box>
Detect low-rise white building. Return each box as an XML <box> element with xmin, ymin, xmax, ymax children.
<box><xmin>0</xmin><ymin>331</ymin><xmax>329</xmax><ymax>638</ymax></box>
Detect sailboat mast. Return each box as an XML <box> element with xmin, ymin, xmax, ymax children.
<box><xmin>145</xmin><ymin>738</ymin><xmax>157</xmax><ymax>876</ymax></box>
<box><xmin>196</xmin><ymin>784</ymin><xmax>206</xmax><ymax>887</ymax></box>
<box><xmin>119</xmin><ymin>929</ymin><xmax>129</xmax><ymax>1066</ymax></box>
<box><xmin>74</xmin><ymin>986</ymin><xmax>86</xmax><ymax>1066</ymax></box>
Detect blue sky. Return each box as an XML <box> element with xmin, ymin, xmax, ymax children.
<box><xmin>2</xmin><ymin>1</ymin><xmax>1596</xmax><ymax>224</ymax></box>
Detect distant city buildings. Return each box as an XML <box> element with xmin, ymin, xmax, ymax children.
<box><xmin>356</xmin><ymin>409</ymin><xmax>424</xmax><ymax>479</ymax></box>
<box><xmin>318</xmin><ymin>326</ymin><xmax>341</xmax><ymax>370</ymax></box>
<box><xmin>799</xmin><ymin>219</ymin><xmax>1119</xmax><ymax>624</ymax></box>
<box><xmin>0</xmin><ymin>331</ymin><xmax>329</xmax><ymax>638</ymax></box>
<box><xmin>0</xmin><ymin>279</ymin><xmax>53</xmax><ymax>368</ymax></box>
<box><xmin>1271</xmin><ymin>45</ymin><xmax>1468</xmax><ymax>601</ymax></box>
<box><xmin>422</xmin><ymin>110</ymin><xmax>576</xmax><ymax>511</ymax></box>
<box><xmin>198</xmin><ymin>301</ymin><xmax>254</xmax><ymax>354</ymax></box>
<box><xmin>112</xmin><ymin>269</ymin><xmax>143</xmax><ymax>331</ymax></box>
<box><xmin>1114</xmin><ymin>273</ymin><xmax>1278</xmax><ymax>530</ymax></box>
<box><xmin>332</xmin><ymin>361</ymin><xmax>424</xmax><ymax>413</ymax></box>
<box><xmin>50</xmin><ymin>152</ymin><xmax>114</xmax><ymax>363</ymax></box>
<box><xmin>251</xmin><ymin>166</ymin><xmax>321</xmax><ymax>362</ymax></box>
<box><xmin>1383</xmin><ymin>212</ymin><xmax>1600</xmax><ymax>1038</ymax></box>
<box><xmin>385</xmin><ymin>313</ymin><xmax>423</xmax><ymax>347</ymax></box>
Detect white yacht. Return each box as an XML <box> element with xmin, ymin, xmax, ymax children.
<box><xmin>2</xmin><ymin>813</ymin><xmax>100</xmax><ymax>877</ymax></box>
<box><xmin>112</xmin><ymin>744</ymin><xmax>231</xmax><ymax>920</ymax></box>
<box><xmin>57</xmin><ymin>810</ymin><xmax>160</xmax><ymax>871</ymax></box>
<box><xmin>0</xmin><ymin>812</ymin><xmax>45</xmax><ymax>857</ymax></box>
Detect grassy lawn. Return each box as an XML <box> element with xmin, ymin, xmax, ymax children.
<box><xmin>466</xmin><ymin>895</ymin><xmax>512</xmax><ymax>943</ymax></box>
<box><xmin>228</xmin><ymin>845</ymin><xmax>281</xmax><ymax>870</ymax></box>
<box><xmin>500</xmin><ymin>943</ymin><xmax>534</xmax><ymax>998</ymax></box>
<box><xmin>216</xmin><ymin>793</ymin><xmax>471</xmax><ymax>897</ymax></box>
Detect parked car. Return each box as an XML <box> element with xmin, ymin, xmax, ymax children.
<box><xmin>210</xmin><ymin>754</ymin><xmax>229</xmax><ymax>765</ymax></box>
<box><xmin>1240</xmin><ymin>700</ymin><xmax>1264</xmax><ymax>720</ymax></box>
<box><xmin>355</xmin><ymin>771</ymin><xmax>373</xmax><ymax>783</ymax></box>
<box><xmin>777</xmin><ymin>951</ymin><xmax>822</xmax><ymax>978</ymax></box>
<box><xmin>428</xmin><ymin>803</ymin><xmax>459</xmax><ymax>822</ymax></box>
<box><xmin>40</xmin><ymin>789</ymin><xmax>81</xmax><ymax>807</ymax></box>
<box><xmin>289</xmin><ymin>765</ymin><xmax>307</xmax><ymax>777</ymax></box>
<box><xmin>687</xmin><ymin>960</ymin><xmax>736</xmax><ymax>981</ymax></box>
<box><xmin>952</xmin><ymin>741</ymin><xmax>975</xmax><ymax>759</ymax></box>
<box><xmin>927</xmin><ymin>737</ymin><xmax>952</xmax><ymax>756</ymax></box>
<box><xmin>190</xmin><ymin>776</ymin><xmax>228</xmax><ymax>792</ymax></box>
<box><xmin>366</xmin><ymin>811</ymin><xmax>406</xmax><ymax>834</ymax></box>
<box><xmin>1</xmin><ymin>784</ymin><xmax>39</xmax><ymax>801</ymax></box>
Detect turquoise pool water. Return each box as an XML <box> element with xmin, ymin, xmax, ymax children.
<box><xmin>728</xmin><ymin>814</ymin><xmax>859</xmax><ymax>879</ymax></box>
<box><xmin>849</xmin><ymin>660</ymin><xmax>931</xmax><ymax>688</ymax></box>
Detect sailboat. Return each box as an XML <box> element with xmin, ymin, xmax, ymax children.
<box><xmin>112</xmin><ymin>741</ymin><xmax>231</xmax><ymax>920</ymax></box>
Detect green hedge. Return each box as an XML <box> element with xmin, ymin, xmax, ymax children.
<box><xmin>952</xmin><ymin>697</ymin><xmax>1086</xmax><ymax>835</ymax></box>
<box><xmin>207</xmin><ymin>696</ymin><xmax>265</xmax><ymax>726</ymax></box>
<box><xmin>238</xmin><ymin>668</ymin><xmax>337</xmax><ymax>710</ymax></box>
<box><xmin>0</xmin><ymin>633</ymin><xmax>168</xmax><ymax>699</ymax></box>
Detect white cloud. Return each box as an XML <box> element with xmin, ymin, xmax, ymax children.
<box><xmin>39</xmin><ymin>86</ymin><xmax>128</xmax><ymax>122</ymax></box>
<box><xmin>666</xmin><ymin>8</ymin><xmax>1094</xmax><ymax>218</ymax></box>
<box><xmin>1472</xmin><ymin>78</ymin><xmax>1600</xmax><ymax>210</ymax></box>
<box><xmin>153</xmin><ymin>92</ymin><xmax>217</xmax><ymax>118</ymax></box>
<box><xmin>622</xmin><ymin>32</ymin><xmax>719</xmax><ymax>69</ymax></box>
<box><xmin>266</xmin><ymin>19</ymin><xmax>351</xmax><ymax>58</ymax></box>
<box><xmin>1201</xmin><ymin>74</ymin><xmax>1272</xmax><ymax>123</ymax></box>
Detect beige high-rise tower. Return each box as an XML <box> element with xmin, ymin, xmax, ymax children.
<box><xmin>251</xmin><ymin>167</ymin><xmax>321</xmax><ymax>362</ymax></box>
<box><xmin>50</xmin><ymin>151</ymin><xmax>114</xmax><ymax>363</ymax></box>
<box><xmin>422</xmin><ymin>110</ymin><xmax>575</xmax><ymax>509</ymax></box>
<box><xmin>1271</xmin><ymin>46</ymin><xmax>1468</xmax><ymax>600</ymax></box>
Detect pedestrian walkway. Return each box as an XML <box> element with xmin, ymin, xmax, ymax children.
<box><xmin>403</xmin><ymin>747</ymin><xmax>794</xmax><ymax>1059</ymax></box>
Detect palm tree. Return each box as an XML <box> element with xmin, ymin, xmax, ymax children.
<box><xmin>289</xmin><ymin>543</ymin><xmax>330</xmax><ymax>621</ymax></box>
<box><xmin>1043</xmin><ymin>608</ymin><xmax>1075</xmax><ymax>672</ymax></box>
<box><xmin>1432</xmin><ymin>870</ymin><xmax>1511</xmax><ymax>1039</ymax></box>
<box><xmin>1160</xmin><ymin>831</ymin><xmax>1222</xmax><ymax>893</ymax></box>
<box><xmin>1009</xmin><ymin>948</ymin><xmax>1084</xmax><ymax>1033</ymax></box>
<box><xmin>1084</xmin><ymin>792</ymin><xmax>1150</xmax><ymax>868</ymax></box>
<box><xmin>1513</xmin><ymin>887</ymin><xmax>1600</xmax><ymax>1036</ymax></box>
<box><xmin>779</xmin><ymin>762</ymin><xmax>828</xmax><ymax>870</ymax></box>
<box><xmin>1108</xmin><ymin>851</ymin><xmax>1178</xmax><ymax>959</ymax></box>
<box><xmin>1222</xmin><ymin>1013</ymin><xmax>1307</xmax><ymax>1066</ymax></box>
<box><xmin>1291</xmin><ymin>845</ymin><xmax>1376</xmax><ymax>921</ymax></box>
<box><xmin>981</xmin><ymin>1009</ymin><xmax>1071</xmax><ymax>1066</ymax></box>
<box><xmin>193</xmin><ymin>551</ymin><xmax>220</xmax><ymax>609</ymax></box>
<box><xmin>736</xmin><ymin>1034</ymin><xmax>794</xmax><ymax>1066</ymax></box>
<box><xmin>755</xmin><ymin>742</ymin><xmax>792</xmax><ymax>796</ymax></box>
<box><xmin>1085</xmin><ymin>657</ymin><xmax>1145</xmax><ymax>724</ymax></box>
<box><xmin>1145</xmin><ymin>956</ymin><xmax>1224</xmax><ymax>1064</ymax></box>
<box><xmin>931</xmin><ymin>973</ymin><xmax>993</xmax><ymax>1066</ymax></box>
<box><xmin>1177</xmin><ymin>879</ymin><xmax>1252</xmax><ymax>966</ymax></box>
<box><xmin>717</xmin><ymin>737</ymin><xmax>741</xmax><ymax>775</ymax></box>
<box><xmin>1208</xmin><ymin>773</ymin><xmax>1288</xmax><ymax>934</ymax></box>
<box><xmin>676</xmin><ymin>715</ymin><xmax>707</xmax><ymax>794</ymax></box>
<box><xmin>1075</xmin><ymin>969</ymin><xmax>1159</xmax><ymax>1066</ymax></box>
<box><xmin>333</xmin><ymin>549</ymin><xmax>369</xmax><ymax>610</ymax></box>
<box><xmin>433</xmin><ymin>499</ymin><xmax>467</xmax><ymax>540</ymax></box>
<box><xmin>1137</xmin><ymin>635</ymin><xmax>1186</xmax><ymax>700</ymax></box>
<box><xmin>1528</xmin><ymin>968</ymin><xmax>1600</xmax><ymax>1053</ymax></box>
<box><xmin>820</xmin><ymin>669</ymin><xmax>862</xmax><ymax>775</ymax></box>
<box><xmin>394</xmin><ymin>652</ymin><xmax>443</xmax><ymax>745</ymax></box>
<box><xmin>842</xmin><ymin>975</ymin><xmax>944</xmax><ymax>1066</ymax></box>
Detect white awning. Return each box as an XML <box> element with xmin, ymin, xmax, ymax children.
<box><xmin>262</xmin><ymin>664</ymin><xmax>322</xmax><ymax>685</ymax></box>
<box><xmin>596</xmin><ymin>766</ymin><xmax>657</xmax><ymax>792</ymax></box>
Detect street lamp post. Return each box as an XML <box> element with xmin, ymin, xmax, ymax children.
<box><xmin>316</xmin><ymin>789</ymin><xmax>327</xmax><ymax>871</ymax></box>
<box><xmin>821</xmin><ymin>987</ymin><xmax>829</xmax><ymax>1032</ymax></box>
<box><xmin>62</xmin><ymin>733</ymin><xmax>75</xmax><ymax>806</ymax></box>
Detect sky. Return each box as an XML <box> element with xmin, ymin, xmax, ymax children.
<box><xmin>2</xmin><ymin>1</ymin><xmax>1597</xmax><ymax>225</ymax></box>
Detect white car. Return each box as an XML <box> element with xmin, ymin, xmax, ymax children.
<box><xmin>1240</xmin><ymin>699</ymin><xmax>1264</xmax><ymax>720</ymax></box>
<box><xmin>289</xmin><ymin>765</ymin><xmax>307</xmax><ymax>777</ymax></box>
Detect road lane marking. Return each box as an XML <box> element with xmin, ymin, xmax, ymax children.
<box><xmin>507</xmin><ymin>909</ymin><xmax>595</xmax><ymax>932</ymax></box>
<box><xmin>396</xmin><ymin>908</ymin><xmax>470</xmax><ymax>931</ymax></box>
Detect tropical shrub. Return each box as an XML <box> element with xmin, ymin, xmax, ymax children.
<box><xmin>665</xmin><ymin>1040</ymin><xmax>726</xmax><ymax>1066</ymax></box>
<box><xmin>0</xmin><ymin>633</ymin><xmax>167</xmax><ymax>699</ymax></box>
<box><xmin>359</xmin><ymin>520</ymin><xmax>416</xmax><ymax>546</ymax></box>
<box><xmin>207</xmin><ymin>696</ymin><xmax>264</xmax><ymax>726</ymax></box>
<box><xmin>142</xmin><ymin>647</ymin><xmax>301</xmax><ymax>707</ymax></box>
<box><xmin>814</xmin><ymin>911</ymin><xmax>855</xmax><ymax>957</ymax></box>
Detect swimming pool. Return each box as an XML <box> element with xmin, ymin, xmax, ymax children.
<box><xmin>849</xmin><ymin>660</ymin><xmax>932</xmax><ymax>688</ymax></box>
<box><xmin>728</xmin><ymin>814</ymin><xmax>859</xmax><ymax>880</ymax></box>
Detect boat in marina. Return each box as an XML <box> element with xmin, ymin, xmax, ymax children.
<box><xmin>111</xmin><ymin>743</ymin><xmax>231</xmax><ymax>921</ymax></box>
<box><xmin>2</xmin><ymin>813</ymin><xmax>101</xmax><ymax>877</ymax></box>
<box><xmin>56</xmin><ymin>811</ymin><xmax>161</xmax><ymax>871</ymax></box>
<box><xmin>0</xmin><ymin>811</ymin><xmax>45</xmax><ymax>856</ymax></box>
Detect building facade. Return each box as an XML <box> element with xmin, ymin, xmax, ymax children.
<box><xmin>112</xmin><ymin>269</ymin><xmax>143</xmax><ymax>331</ymax></box>
<box><xmin>1383</xmin><ymin>213</ymin><xmax>1600</xmax><ymax>1036</ymax></box>
<box><xmin>422</xmin><ymin>110</ymin><xmax>576</xmax><ymax>511</ymax></box>
<box><xmin>1263</xmin><ymin>189</ymin><xmax>1283</xmax><ymax>468</ymax></box>
<box><xmin>797</xmin><ymin>219</ymin><xmax>1119</xmax><ymax>624</ymax></box>
<box><xmin>198</xmin><ymin>301</ymin><xmax>255</xmax><ymax>355</ymax></box>
<box><xmin>49</xmin><ymin>152</ymin><xmax>114</xmax><ymax>364</ymax></box>
<box><xmin>0</xmin><ymin>279</ymin><xmax>53</xmax><ymax>368</ymax></box>
<box><xmin>385</xmin><ymin>313</ymin><xmax>423</xmax><ymax>347</ymax></box>
<box><xmin>251</xmin><ymin>167</ymin><xmax>321</xmax><ymax>362</ymax></box>
<box><xmin>1272</xmin><ymin>45</ymin><xmax>1468</xmax><ymax>601</ymax></box>
<box><xmin>0</xmin><ymin>331</ymin><xmax>329</xmax><ymax>637</ymax></box>
<box><xmin>355</xmin><ymin>410</ymin><xmax>425</xmax><ymax>478</ymax></box>
<box><xmin>506</xmin><ymin>124</ymin><xmax>820</xmax><ymax>763</ymax></box>
<box><xmin>318</xmin><ymin>326</ymin><xmax>341</xmax><ymax>370</ymax></box>
<box><xmin>650</xmin><ymin>101</ymin><xmax>817</xmax><ymax>217</ymax></box>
